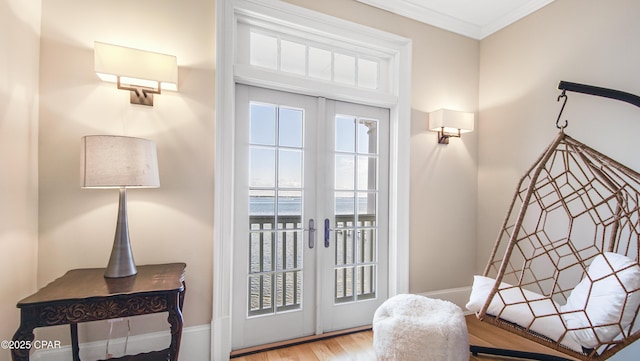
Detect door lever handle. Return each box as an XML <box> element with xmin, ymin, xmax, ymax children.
<box><xmin>324</xmin><ymin>218</ymin><xmax>331</xmax><ymax>248</ymax></box>
<box><xmin>308</xmin><ymin>218</ymin><xmax>316</xmax><ymax>249</ymax></box>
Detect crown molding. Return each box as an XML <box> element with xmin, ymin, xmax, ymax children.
<box><xmin>356</xmin><ymin>0</ymin><xmax>555</xmax><ymax>40</ymax></box>
<box><xmin>479</xmin><ymin>0</ymin><xmax>555</xmax><ymax>39</ymax></box>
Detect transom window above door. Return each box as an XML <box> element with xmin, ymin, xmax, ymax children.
<box><xmin>248</xmin><ymin>30</ymin><xmax>380</xmax><ymax>89</ymax></box>
<box><xmin>234</xmin><ymin>13</ymin><xmax>398</xmax><ymax>104</ymax></box>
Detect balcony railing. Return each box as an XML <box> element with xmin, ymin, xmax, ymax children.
<box><xmin>247</xmin><ymin>214</ymin><xmax>377</xmax><ymax>316</ymax></box>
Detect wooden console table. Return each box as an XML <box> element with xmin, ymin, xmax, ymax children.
<box><xmin>11</xmin><ymin>263</ymin><xmax>186</xmax><ymax>361</ymax></box>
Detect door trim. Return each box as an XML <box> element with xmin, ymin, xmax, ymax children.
<box><xmin>213</xmin><ymin>1</ymin><xmax>412</xmax><ymax>360</ymax></box>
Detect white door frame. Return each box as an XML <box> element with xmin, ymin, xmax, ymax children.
<box><xmin>212</xmin><ymin>1</ymin><xmax>412</xmax><ymax>360</ymax></box>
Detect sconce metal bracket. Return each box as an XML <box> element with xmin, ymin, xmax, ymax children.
<box><xmin>437</xmin><ymin>127</ymin><xmax>461</xmax><ymax>144</ymax></box>
<box><xmin>437</xmin><ymin>131</ymin><xmax>450</xmax><ymax>144</ymax></box>
<box><xmin>117</xmin><ymin>77</ymin><xmax>161</xmax><ymax>106</ymax></box>
<box><xmin>129</xmin><ymin>88</ymin><xmax>155</xmax><ymax>106</ymax></box>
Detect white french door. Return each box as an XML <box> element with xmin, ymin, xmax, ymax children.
<box><xmin>232</xmin><ymin>85</ymin><xmax>389</xmax><ymax>349</ymax></box>
<box><xmin>320</xmin><ymin>99</ymin><xmax>389</xmax><ymax>333</ymax></box>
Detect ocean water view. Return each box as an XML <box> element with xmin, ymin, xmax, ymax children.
<box><xmin>249</xmin><ymin>196</ymin><xmax>374</xmax><ymax>215</ymax></box>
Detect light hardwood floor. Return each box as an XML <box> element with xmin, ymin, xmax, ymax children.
<box><xmin>231</xmin><ymin>315</ymin><xmax>578</xmax><ymax>361</ymax></box>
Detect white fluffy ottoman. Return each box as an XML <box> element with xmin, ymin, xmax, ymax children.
<box><xmin>372</xmin><ymin>294</ymin><xmax>469</xmax><ymax>361</ymax></box>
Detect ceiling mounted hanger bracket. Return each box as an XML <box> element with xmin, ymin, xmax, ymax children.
<box><xmin>555</xmin><ymin>80</ymin><xmax>640</xmax><ymax>131</ymax></box>
<box><xmin>558</xmin><ymin>81</ymin><xmax>640</xmax><ymax>108</ymax></box>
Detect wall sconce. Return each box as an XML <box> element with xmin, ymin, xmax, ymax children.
<box><xmin>428</xmin><ymin>109</ymin><xmax>474</xmax><ymax>144</ymax></box>
<box><xmin>80</xmin><ymin>135</ymin><xmax>160</xmax><ymax>278</ymax></box>
<box><xmin>94</xmin><ymin>41</ymin><xmax>178</xmax><ymax>106</ymax></box>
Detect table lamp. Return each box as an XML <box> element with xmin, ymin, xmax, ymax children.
<box><xmin>80</xmin><ymin>135</ymin><xmax>160</xmax><ymax>278</ymax></box>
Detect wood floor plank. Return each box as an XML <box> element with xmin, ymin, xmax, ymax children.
<box><xmin>465</xmin><ymin>316</ymin><xmax>578</xmax><ymax>360</ymax></box>
<box><xmin>309</xmin><ymin>337</ymin><xmax>350</xmax><ymax>361</ymax></box>
<box><xmin>272</xmin><ymin>343</ymin><xmax>318</xmax><ymax>361</ymax></box>
<box><xmin>232</xmin><ymin>315</ymin><xmax>580</xmax><ymax>361</ymax></box>
<box><xmin>338</xmin><ymin>331</ymin><xmax>376</xmax><ymax>361</ymax></box>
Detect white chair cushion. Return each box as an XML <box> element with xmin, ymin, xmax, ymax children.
<box><xmin>561</xmin><ymin>252</ymin><xmax>640</xmax><ymax>349</ymax></box>
<box><xmin>466</xmin><ymin>275</ymin><xmax>582</xmax><ymax>352</ymax></box>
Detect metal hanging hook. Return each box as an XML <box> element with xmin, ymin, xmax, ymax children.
<box><xmin>555</xmin><ymin>90</ymin><xmax>569</xmax><ymax>130</ymax></box>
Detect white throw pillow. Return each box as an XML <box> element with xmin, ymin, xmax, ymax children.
<box><xmin>466</xmin><ymin>275</ymin><xmax>504</xmax><ymax>315</ymax></box>
<box><xmin>561</xmin><ymin>252</ymin><xmax>640</xmax><ymax>349</ymax></box>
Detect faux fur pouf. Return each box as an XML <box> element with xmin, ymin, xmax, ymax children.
<box><xmin>372</xmin><ymin>294</ymin><xmax>469</xmax><ymax>361</ymax></box>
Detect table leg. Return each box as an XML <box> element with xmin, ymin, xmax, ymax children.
<box><xmin>11</xmin><ymin>325</ymin><xmax>34</xmax><ymax>361</ymax></box>
<box><xmin>179</xmin><ymin>281</ymin><xmax>186</xmax><ymax>310</ymax></box>
<box><xmin>70</xmin><ymin>323</ymin><xmax>80</xmax><ymax>361</ymax></box>
<box><xmin>167</xmin><ymin>291</ymin><xmax>184</xmax><ymax>361</ymax></box>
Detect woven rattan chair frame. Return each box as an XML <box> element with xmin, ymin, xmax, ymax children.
<box><xmin>476</xmin><ymin>131</ymin><xmax>640</xmax><ymax>361</ymax></box>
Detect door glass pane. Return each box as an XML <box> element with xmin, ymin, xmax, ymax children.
<box><xmin>357</xmin><ymin>265</ymin><xmax>376</xmax><ymax>299</ymax></box>
<box><xmin>335</xmin><ymin>191</ymin><xmax>355</xmax><ymax>218</ymax></box>
<box><xmin>249</xmin><ymin>229</ymin><xmax>273</xmax><ymax>273</ymax></box>
<box><xmin>357</xmin><ymin>118</ymin><xmax>377</xmax><ymax>154</ymax></box>
<box><xmin>250</xmin><ymin>189</ymin><xmax>274</xmax><ymax>216</ymax></box>
<box><xmin>278</xmin><ymin>150</ymin><xmax>302</xmax><ymax>188</ymax></box>
<box><xmin>335</xmin><ymin>155</ymin><xmax>355</xmax><ymax>190</ymax></box>
<box><xmin>358</xmin><ymin>192</ymin><xmax>376</xmax><ymax>217</ymax></box>
<box><xmin>277</xmin><ymin>190</ymin><xmax>301</xmax><ymax>217</ymax></box>
<box><xmin>277</xmin><ymin>271</ymin><xmax>302</xmax><ymax>310</ymax></box>
<box><xmin>249</xmin><ymin>274</ymin><xmax>274</xmax><ymax>315</ymax></box>
<box><xmin>276</xmin><ymin>230</ymin><xmax>300</xmax><ymax>272</ymax></box>
<box><xmin>335</xmin><ymin>267</ymin><xmax>354</xmax><ymax>302</ymax></box>
<box><xmin>335</xmin><ymin>116</ymin><xmax>355</xmax><ymax>152</ymax></box>
<box><xmin>279</xmin><ymin>107</ymin><xmax>303</xmax><ymax>147</ymax></box>
<box><xmin>358</xmin><ymin>228</ymin><xmax>376</xmax><ymax>263</ymax></box>
<box><xmin>276</xmin><ymin>229</ymin><xmax>302</xmax><ymax>311</ymax></box>
<box><xmin>250</xmin><ymin>148</ymin><xmax>275</xmax><ymax>187</ymax></box>
<box><xmin>250</xmin><ymin>103</ymin><xmax>276</xmax><ymax>145</ymax></box>
<box><xmin>335</xmin><ymin>229</ymin><xmax>354</xmax><ymax>266</ymax></box>
<box><xmin>357</xmin><ymin>156</ymin><xmax>377</xmax><ymax>190</ymax></box>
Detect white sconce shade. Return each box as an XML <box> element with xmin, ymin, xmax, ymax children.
<box><xmin>428</xmin><ymin>109</ymin><xmax>474</xmax><ymax>144</ymax></box>
<box><xmin>94</xmin><ymin>41</ymin><xmax>178</xmax><ymax>106</ymax></box>
<box><xmin>81</xmin><ymin>135</ymin><xmax>160</xmax><ymax>189</ymax></box>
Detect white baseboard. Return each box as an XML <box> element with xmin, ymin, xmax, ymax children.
<box><xmin>32</xmin><ymin>324</ymin><xmax>210</xmax><ymax>361</ymax></box>
<box><xmin>417</xmin><ymin>286</ymin><xmax>473</xmax><ymax>314</ymax></box>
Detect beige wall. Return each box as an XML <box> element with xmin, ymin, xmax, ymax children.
<box><xmin>286</xmin><ymin>0</ymin><xmax>480</xmax><ymax>293</ymax></box>
<box><xmin>37</xmin><ymin>0</ymin><xmax>215</xmax><ymax>341</ymax></box>
<box><xmin>477</xmin><ymin>0</ymin><xmax>640</xmax><ymax>272</ymax></box>
<box><xmin>0</xmin><ymin>0</ymin><xmax>41</xmax><ymax>359</ymax></box>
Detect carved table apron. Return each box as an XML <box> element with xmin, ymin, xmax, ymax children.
<box><xmin>12</xmin><ymin>263</ymin><xmax>186</xmax><ymax>361</ymax></box>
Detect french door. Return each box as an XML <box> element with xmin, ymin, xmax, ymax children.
<box><xmin>232</xmin><ymin>85</ymin><xmax>389</xmax><ymax>349</ymax></box>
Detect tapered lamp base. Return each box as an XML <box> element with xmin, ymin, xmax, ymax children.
<box><xmin>104</xmin><ymin>188</ymin><xmax>138</xmax><ymax>278</ymax></box>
